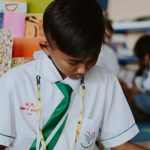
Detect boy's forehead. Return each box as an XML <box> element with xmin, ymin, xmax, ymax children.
<box><xmin>67</xmin><ymin>54</ymin><xmax>97</xmax><ymax>62</ymax></box>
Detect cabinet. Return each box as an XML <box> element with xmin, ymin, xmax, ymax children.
<box><xmin>111</xmin><ymin>20</ymin><xmax>150</xmax><ymax>64</ymax></box>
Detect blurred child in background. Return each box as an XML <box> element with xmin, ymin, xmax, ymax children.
<box><xmin>128</xmin><ymin>35</ymin><xmax>150</xmax><ymax>122</ymax></box>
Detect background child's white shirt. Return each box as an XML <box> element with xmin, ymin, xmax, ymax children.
<box><xmin>0</xmin><ymin>53</ymin><xmax>139</xmax><ymax>149</ymax></box>
<box><xmin>134</xmin><ymin>76</ymin><xmax>143</xmax><ymax>91</ymax></box>
<box><xmin>135</xmin><ymin>68</ymin><xmax>150</xmax><ymax>92</ymax></box>
<box><xmin>96</xmin><ymin>44</ymin><xmax>120</xmax><ymax>76</ymax></box>
<box><xmin>142</xmin><ymin>69</ymin><xmax>150</xmax><ymax>91</ymax></box>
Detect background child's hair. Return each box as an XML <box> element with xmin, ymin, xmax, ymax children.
<box><xmin>134</xmin><ymin>35</ymin><xmax>150</xmax><ymax>76</ymax></box>
<box><xmin>43</xmin><ymin>0</ymin><xmax>105</xmax><ymax>58</ymax></box>
<box><xmin>134</xmin><ymin>35</ymin><xmax>150</xmax><ymax>59</ymax></box>
<box><xmin>103</xmin><ymin>18</ymin><xmax>113</xmax><ymax>42</ymax></box>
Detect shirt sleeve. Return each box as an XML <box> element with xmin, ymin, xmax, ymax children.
<box><xmin>99</xmin><ymin>75</ymin><xmax>139</xmax><ymax>148</ymax></box>
<box><xmin>0</xmin><ymin>73</ymin><xmax>16</xmax><ymax>146</ymax></box>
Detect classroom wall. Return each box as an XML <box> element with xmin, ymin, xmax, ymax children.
<box><xmin>108</xmin><ymin>0</ymin><xmax>150</xmax><ymax>20</ymax></box>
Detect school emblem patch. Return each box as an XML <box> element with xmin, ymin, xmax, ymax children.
<box><xmin>80</xmin><ymin>131</ymin><xmax>96</xmax><ymax>148</ymax></box>
<box><xmin>20</xmin><ymin>102</ymin><xmax>37</xmax><ymax>116</ymax></box>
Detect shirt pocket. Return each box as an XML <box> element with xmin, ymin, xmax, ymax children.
<box><xmin>74</xmin><ymin>118</ymin><xmax>99</xmax><ymax>150</ymax></box>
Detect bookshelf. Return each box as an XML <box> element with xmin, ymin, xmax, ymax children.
<box><xmin>111</xmin><ymin>20</ymin><xmax>150</xmax><ymax>64</ymax></box>
<box><xmin>112</xmin><ymin>20</ymin><xmax>150</xmax><ymax>33</ymax></box>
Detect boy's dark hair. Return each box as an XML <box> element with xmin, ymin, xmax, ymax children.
<box><xmin>134</xmin><ymin>35</ymin><xmax>150</xmax><ymax>59</ymax></box>
<box><xmin>43</xmin><ymin>0</ymin><xmax>105</xmax><ymax>58</ymax></box>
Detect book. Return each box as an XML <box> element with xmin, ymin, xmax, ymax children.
<box><xmin>24</xmin><ymin>14</ymin><xmax>44</xmax><ymax>38</ymax></box>
<box><xmin>13</xmin><ymin>37</ymin><xmax>44</xmax><ymax>57</ymax></box>
<box><xmin>0</xmin><ymin>29</ymin><xmax>13</xmax><ymax>77</ymax></box>
<box><xmin>0</xmin><ymin>13</ymin><xmax>4</xmax><ymax>29</ymax></box>
<box><xmin>3</xmin><ymin>12</ymin><xmax>25</xmax><ymax>37</ymax></box>
<box><xmin>0</xmin><ymin>0</ymin><xmax>27</xmax><ymax>14</ymax></box>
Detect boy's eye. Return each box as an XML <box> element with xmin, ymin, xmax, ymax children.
<box><xmin>68</xmin><ymin>61</ymin><xmax>78</xmax><ymax>65</ymax></box>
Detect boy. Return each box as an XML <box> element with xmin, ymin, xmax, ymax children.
<box><xmin>0</xmin><ymin>0</ymin><xmax>148</xmax><ymax>149</ymax></box>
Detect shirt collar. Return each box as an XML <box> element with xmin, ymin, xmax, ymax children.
<box><xmin>37</xmin><ymin>52</ymin><xmax>81</xmax><ymax>94</ymax></box>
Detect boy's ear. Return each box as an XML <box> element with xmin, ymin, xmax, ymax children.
<box><xmin>144</xmin><ymin>54</ymin><xmax>150</xmax><ymax>63</ymax></box>
<box><xmin>39</xmin><ymin>40</ymin><xmax>51</xmax><ymax>56</ymax></box>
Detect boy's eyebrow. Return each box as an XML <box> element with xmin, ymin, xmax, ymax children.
<box><xmin>68</xmin><ymin>57</ymin><xmax>96</xmax><ymax>62</ymax></box>
<box><xmin>68</xmin><ymin>59</ymin><xmax>83</xmax><ymax>62</ymax></box>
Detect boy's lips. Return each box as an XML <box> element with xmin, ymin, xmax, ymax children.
<box><xmin>71</xmin><ymin>74</ymin><xmax>84</xmax><ymax>79</ymax></box>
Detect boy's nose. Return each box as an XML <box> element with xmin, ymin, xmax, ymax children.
<box><xmin>77</xmin><ymin>64</ymin><xmax>86</xmax><ymax>74</ymax></box>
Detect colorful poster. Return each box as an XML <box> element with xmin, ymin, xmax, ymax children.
<box><xmin>0</xmin><ymin>0</ymin><xmax>27</xmax><ymax>14</ymax></box>
<box><xmin>25</xmin><ymin>14</ymin><xmax>44</xmax><ymax>37</ymax></box>
<box><xmin>3</xmin><ymin>12</ymin><xmax>25</xmax><ymax>37</ymax></box>
<box><xmin>0</xmin><ymin>29</ymin><xmax>13</xmax><ymax>77</ymax></box>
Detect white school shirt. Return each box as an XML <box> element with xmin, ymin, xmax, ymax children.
<box><xmin>0</xmin><ymin>53</ymin><xmax>139</xmax><ymax>150</ymax></box>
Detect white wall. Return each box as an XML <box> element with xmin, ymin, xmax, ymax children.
<box><xmin>108</xmin><ymin>0</ymin><xmax>150</xmax><ymax>21</ymax></box>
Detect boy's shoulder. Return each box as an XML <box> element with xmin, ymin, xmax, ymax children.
<box><xmin>11</xmin><ymin>59</ymin><xmax>37</xmax><ymax>74</ymax></box>
<box><xmin>87</xmin><ymin>65</ymin><xmax>115</xmax><ymax>77</ymax></box>
<box><xmin>85</xmin><ymin>65</ymin><xmax>117</xmax><ymax>84</ymax></box>
<box><xmin>0</xmin><ymin>59</ymin><xmax>38</xmax><ymax>83</ymax></box>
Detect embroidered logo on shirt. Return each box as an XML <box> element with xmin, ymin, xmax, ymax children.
<box><xmin>80</xmin><ymin>131</ymin><xmax>95</xmax><ymax>148</ymax></box>
<box><xmin>20</xmin><ymin>102</ymin><xmax>37</xmax><ymax>116</ymax></box>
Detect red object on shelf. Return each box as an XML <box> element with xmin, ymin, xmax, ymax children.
<box><xmin>12</xmin><ymin>37</ymin><xmax>45</xmax><ymax>57</ymax></box>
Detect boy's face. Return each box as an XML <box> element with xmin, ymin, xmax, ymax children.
<box><xmin>40</xmin><ymin>40</ymin><xmax>98</xmax><ymax>79</ymax></box>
